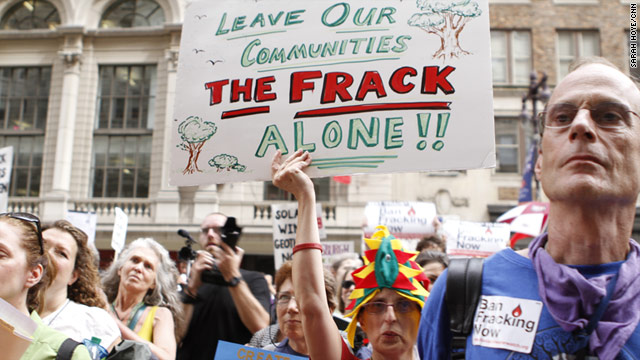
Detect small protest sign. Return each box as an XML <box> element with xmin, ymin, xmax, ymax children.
<box><xmin>111</xmin><ymin>207</ymin><xmax>128</xmax><ymax>256</ymax></box>
<box><xmin>363</xmin><ymin>201</ymin><xmax>436</xmax><ymax>239</ymax></box>
<box><xmin>65</xmin><ymin>210</ymin><xmax>98</xmax><ymax>245</ymax></box>
<box><xmin>272</xmin><ymin>203</ymin><xmax>325</xmax><ymax>270</ymax></box>
<box><xmin>446</xmin><ymin>220</ymin><xmax>509</xmax><ymax>257</ymax></box>
<box><xmin>0</xmin><ymin>146</ymin><xmax>14</xmax><ymax>213</ymax></box>
<box><xmin>214</xmin><ymin>340</ymin><xmax>308</xmax><ymax>360</ymax></box>
<box><xmin>171</xmin><ymin>0</ymin><xmax>495</xmax><ymax>185</ymax></box>
<box><xmin>321</xmin><ymin>241</ymin><xmax>355</xmax><ymax>267</ymax></box>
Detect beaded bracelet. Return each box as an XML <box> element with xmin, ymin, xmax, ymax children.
<box><xmin>292</xmin><ymin>242</ymin><xmax>324</xmax><ymax>255</ymax></box>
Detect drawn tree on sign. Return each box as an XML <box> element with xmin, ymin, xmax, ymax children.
<box><xmin>177</xmin><ymin>116</ymin><xmax>217</xmax><ymax>175</ymax></box>
<box><xmin>208</xmin><ymin>154</ymin><xmax>246</xmax><ymax>172</ymax></box>
<box><xmin>408</xmin><ymin>0</ymin><xmax>482</xmax><ymax>60</ymax></box>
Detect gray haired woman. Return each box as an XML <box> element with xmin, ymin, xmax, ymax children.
<box><xmin>102</xmin><ymin>238</ymin><xmax>183</xmax><ymax>360</ymax></box>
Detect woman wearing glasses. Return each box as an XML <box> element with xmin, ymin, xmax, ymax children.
<box><xmin>102</xmin><ymin>238</ymin><xmax>182</xmax><ymax>360</ymax></box>
<box><xmin>0</xmin><ymin>213</ymin><xmax>91</xmax><ymax>359</ymax></box>
<box><xmin>271</xmin><ymin>150</ymin><xmax>429</xmax><ymax>360</ymax></box>
<box><xmin>337</xmin><ymin>267</ymin><xmax>357</xmax><ymax>316</ymax></box>
<box><xmin>39</xmin><ymin>220</ymin><xmax>120</xmax><ymax>350</ymax></box>
<box><xmin>262</xmin><ymin>260</ymin><xmax>337</xmax><ymax>356</ymax></box>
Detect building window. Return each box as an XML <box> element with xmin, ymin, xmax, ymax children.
<box><xmin>264</xmin><ymin>177</ymin><xmax>346</xmax><ymax>202</ymax></box>
<box><xmin>0</xmin><ymin>0</ymin><xmax>60</xmax><ymax>30</ymax></box>
<box><xmin>491</xmin><ymin>30</ymin><xmax>532</xmax><ymax>85</ymax></box>
<box><xmin>100</xmin><ymin>0</ymin><xmax>165</xmax><ymax>28</ymax></box>
<box><xmin>557</xmin><ymin>30</ymin><xmax>600</xmax><ymax>80</ymax></box>
<box><xmin>0</xmin><ymin>67</ymin><xmax>50</xmax><ymax>196</ymax></box>
<box><xmin>495</xmin><ymin>118</ymin><xmax>520</xmax><ymax>173</ymax></box>
<box><xmin>92</xmin><ymin>65</ymin><xmax>155</xmax><ymax>198</ymax></box>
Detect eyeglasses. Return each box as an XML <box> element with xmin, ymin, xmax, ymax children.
<box><xmin>361</xmin><ymin>299</ymin><xmax>418</xmax><ymax>315</ymax></box>
<box><xmin>0</xmin><ymin>212</ymin><xmax>43</xmax><ymax>255</ymax></box>
<box><xmin>539</xmin><ymin>102</ymin><xmax>640</xmax><ymax>130</ymax></box>
<box><xmin>342</xmin><ymin>280</ymin><xmax>355</xmax><ymax>289</ymax></box>
<box><xmin>275</xmin><ymin>293</ymin><xmax>297</xmax><ymax>307</ymax></box>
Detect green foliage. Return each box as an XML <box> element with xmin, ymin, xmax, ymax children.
<box><xmin>178</xmin><ymin>116</ymin><xmax>217</xmax><ymax>143</ymax></box>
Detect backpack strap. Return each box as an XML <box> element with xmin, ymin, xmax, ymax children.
<box><xmin>446</xmin><ymin>257</ymin><xmax>484</xmax><ymax>359</ymax></box>
<box><xmin>56</xmin><ymin>338</ymin><xmax>82</xmax><ymax>360</ymax></box>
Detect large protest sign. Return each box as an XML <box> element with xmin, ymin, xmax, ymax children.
<box><xmin>170</xmin><ymin>0</ymin><xmax>495</xmax><ymax>185</ymax></box>
<box><xmin>445</xmin><ymin>220</ymin><xmax>509</xmax><ymax>257</ymax></box>
<box><xmin>272</xmin><ymin>202</ymin><xmax>325</xmax><ymax>270</ymax></box>
<box><xmin>0</xmin><ymin>146</ymin><xmax>13</xmax><ymax>212</ymax></box>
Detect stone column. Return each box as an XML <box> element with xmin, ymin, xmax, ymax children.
<box><xmin>41</xmin><ymin>28</ymin><xmax>83</xmax><ymax>221</ymax></box>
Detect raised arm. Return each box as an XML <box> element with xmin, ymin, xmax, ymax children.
<box><xmin>271</xmin><ymin>149</ymin><xmax>343</xmax><ymax>359</ymax></box>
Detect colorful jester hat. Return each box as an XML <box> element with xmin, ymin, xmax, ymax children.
<box><xmin>343</xmin><ymin>225</ymin><xmax>429</xmax><ymax>346</ymax></box>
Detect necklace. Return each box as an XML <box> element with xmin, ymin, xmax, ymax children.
<box><xmin>46</xmin><ymin>299</ymin><xmax>70</xmax><ymax>326</ymax></box>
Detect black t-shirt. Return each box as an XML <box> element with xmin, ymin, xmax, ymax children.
<box><xmin>177</xmin><ymin>269</ymin><xmax>271</xmax><ymax>360</ymax></box>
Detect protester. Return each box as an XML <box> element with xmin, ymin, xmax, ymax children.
<box><xmin>40</xmin><ymin>220</ymin><xmax>120</xmax><ymax>350</ymax></box>
<box><xmin>337</xmin><ymin>266</ymin><xmax>357</xmax><ymax>316</ymax></box>
<box><xmin>331</xmin><ymin>253</ymin><xmax>363</xmax><ymax>292</ymax></box>
<box><xmin>271</xmin><ymin>150</ymin><xmax>429</xmax><ymax>360</ymax></box>
<box><xmin>177</xmin><ymin>213</ymin><xmax>270</xmax><ymax>360</ymax></box>
<box><xmin>419</xmin><ymin>57</ymin><xmax>640</xmax><ymax>358</ymax></box>
<box><xmin>102</xmin><ymin>238</ymin><xmax>182</xmax><ymax>360</ymax></box>
<box><xmin>415</xmin><ymin>234</ymin><xmax>445</xmax><ymax>253</ymax></box>
<box><xmin>415</xmin><ymin>250</ymin><xmax>448</xmax><ymax>291</ymax></box>
<box><xmin>261</xmin><ymin>260</ymin><xmax>337</xmax><ymax>356</ymax></box>
<box><xmin>0</xmin><ymin>213</ymin><xmax>91</xmax><ymax>359</ymax></box>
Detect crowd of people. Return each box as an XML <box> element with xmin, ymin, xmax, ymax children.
<box><xmin>2</xmin><ymin>56</ymin><xmax>640</xmax><ymax>359</ymax></box>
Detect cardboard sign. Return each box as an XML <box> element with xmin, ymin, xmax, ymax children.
<box><xmin>65</xmin><ymin>210</ymin><xmax>98</xmax><ymax>245</ymax></box>
<box><xmin>170</xmin><ymin>0</ymin><xmax>495</xmax><ymax>185</ymax></box>
<box><xmin>272</xmin><ymin>202</ymin><xmax>325</xmax><ymax>270</ymax></box>
<box><xmin>214</xmin><ymin>340</ymin><xmax>308</xmax><ymax>360</ymax></box>
<box><xmin>0</xmin><ymin>146</ymin><xmax>14</xmax><ymax>213</ymax></box>
<box><xmin>472</xmin><ymin>296</ymin><xmax>543</xmax><ymax>353</ymax></box>
<box><xmin>363</xmin><ymin>201</ymin><xmax>436</xmax><ymax>239</ymax></box>
<box><xmin>111</xmin><ymin>207</ymin><xmax>128</xmax><ymax>255</ymax></box>
<box><xmin>446</xmin><ymin>220</ymin><xmax>509</xmax><ymax>257</ymax></box>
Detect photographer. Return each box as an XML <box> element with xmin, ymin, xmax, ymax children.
<box><xmin>177</xmin><ymin>213</ymin><xmax>270</xmax><ymax>360</ymax></box>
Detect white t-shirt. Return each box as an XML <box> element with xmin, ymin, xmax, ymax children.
<box><xmin>42</xmin><ymin>299</ymin><xmax>120</xmax><ymax>347</ymax></box>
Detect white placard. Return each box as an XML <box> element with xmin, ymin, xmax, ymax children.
<box><xmin>446</xmin><ymin>220</ymin><xmax>509</xmax><ymax>258</ymax></box>
<box><xmin>321</xmin><ymin>240</ymin><xmax>355</xmax><ymax>267</ymax></box>
<box><xmin>272</xmin><ymin>202</ymin><xmax>325</xmax><ymax>270</ymax></box>
<box><xmin>170</xmin><ymin>0</ymin><xmax>495</xmax><ymax>185</ymax></box>
<box><xmin>0</xmin><ymin>146</ymin><xmax>14</xmax><ymax>213</ymax></box>
<box><xmin>111</xmin><ymin>207</ymin><xmax>128</xmax><ymax>255</ymax></box>
<box><xmin>472</xmin><ymin>295</ymin><xmax>543</xmax><ymax>353</ymax></box>
<box><xmin>65</xmin><ymin>210</ymin><xmax>98</xmax><ymax>245</ymax></box>
<box><xmin>363</xmin><ymin>201</ymin><xmax>437</xmax><ymax>239</ymax></box>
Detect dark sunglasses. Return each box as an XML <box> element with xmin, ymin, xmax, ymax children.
<box><xmin>342</xmin><ymin>280</ymin><xmax>355</xmax><ymax>289</ymax></box>
<box><xmin>0</xmin><ymin>212</ymin><xmax>43</xmax><ymax>255</ymax></box>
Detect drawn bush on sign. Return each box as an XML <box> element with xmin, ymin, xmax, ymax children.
<box><xmin>408</xmin><ymin>0</ymin><xmax>482</xmax><ymax>60</ymax></box>
<box><xmin>177</xmin><ymin>116</ymin><xmax>217</xmax><ymax>175</ymax></box>
<box><xmin>208</xmin><ymin>154</ymin><xmax>247</xmax><ymax>172</ymax></box>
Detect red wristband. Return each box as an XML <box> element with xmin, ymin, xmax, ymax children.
<box><xmin>292</xmin><ymin>243</ymin><xmax>324</xmax><ymax>255</ymax></box>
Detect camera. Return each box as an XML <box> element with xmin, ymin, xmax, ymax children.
<box><xmin>177</xmin><ymin>229</ymin><xmax>197</xmax><ymax>261</ymax></box>
<box><xmin>201</xmin><ymin>216</ymin><xmax>243</xmax><ymax>286</ymax></box>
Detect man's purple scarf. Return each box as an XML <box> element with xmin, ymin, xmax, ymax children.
<box><xmin>529</xmin><ymin>234</ymin><xmax>640</xmax><ymax>360</ymax></box>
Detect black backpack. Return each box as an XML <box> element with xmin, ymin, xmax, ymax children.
<box><xmin>445</xmin><ymin>258</ymin><xmax>484</xmax><ymax>360</ymax></box>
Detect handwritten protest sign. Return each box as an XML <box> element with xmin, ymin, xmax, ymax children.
<box><xmin>272</xmin><ymin>203</ymin><xmax>325</xmax><ymax>270</ymax></box>
<box><xmin>215</xmin><ymin>340</ymin><xmax>308</xmax><ymax>360</ymax></box>
<box><xmin>322</xmin><ymin>240</ymin><xmax>355</xmax><ymax>267</ymax></box>
<box><xmin>445</xmin><ymin>220</ymin><xmax>509</xmax><ymax>257</ymax></box>
<box><xmin>0</xmin><ymin>146</ymin><xmax>13</xmax><ymax>213</ymax></box>
<box><xmin>171</xmin><ymin>0</ymin><xmax>495</xmax><ymax>185</ymax></box>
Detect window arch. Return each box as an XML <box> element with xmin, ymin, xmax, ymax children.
<box><xmin>0</xmin><ymin>0</ymin><xmax>60</xmax><ymax>30</ymax></box>
<box><xmin>100</xmin><ymin>0</ymin><xmax>165</xmax><ymax>28</ymax></box>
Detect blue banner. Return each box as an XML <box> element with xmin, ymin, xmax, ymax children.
<box><xmin>214</xmin><ymin>340</ymin><xmax>308</xmax><ymax>360</ymax></box>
